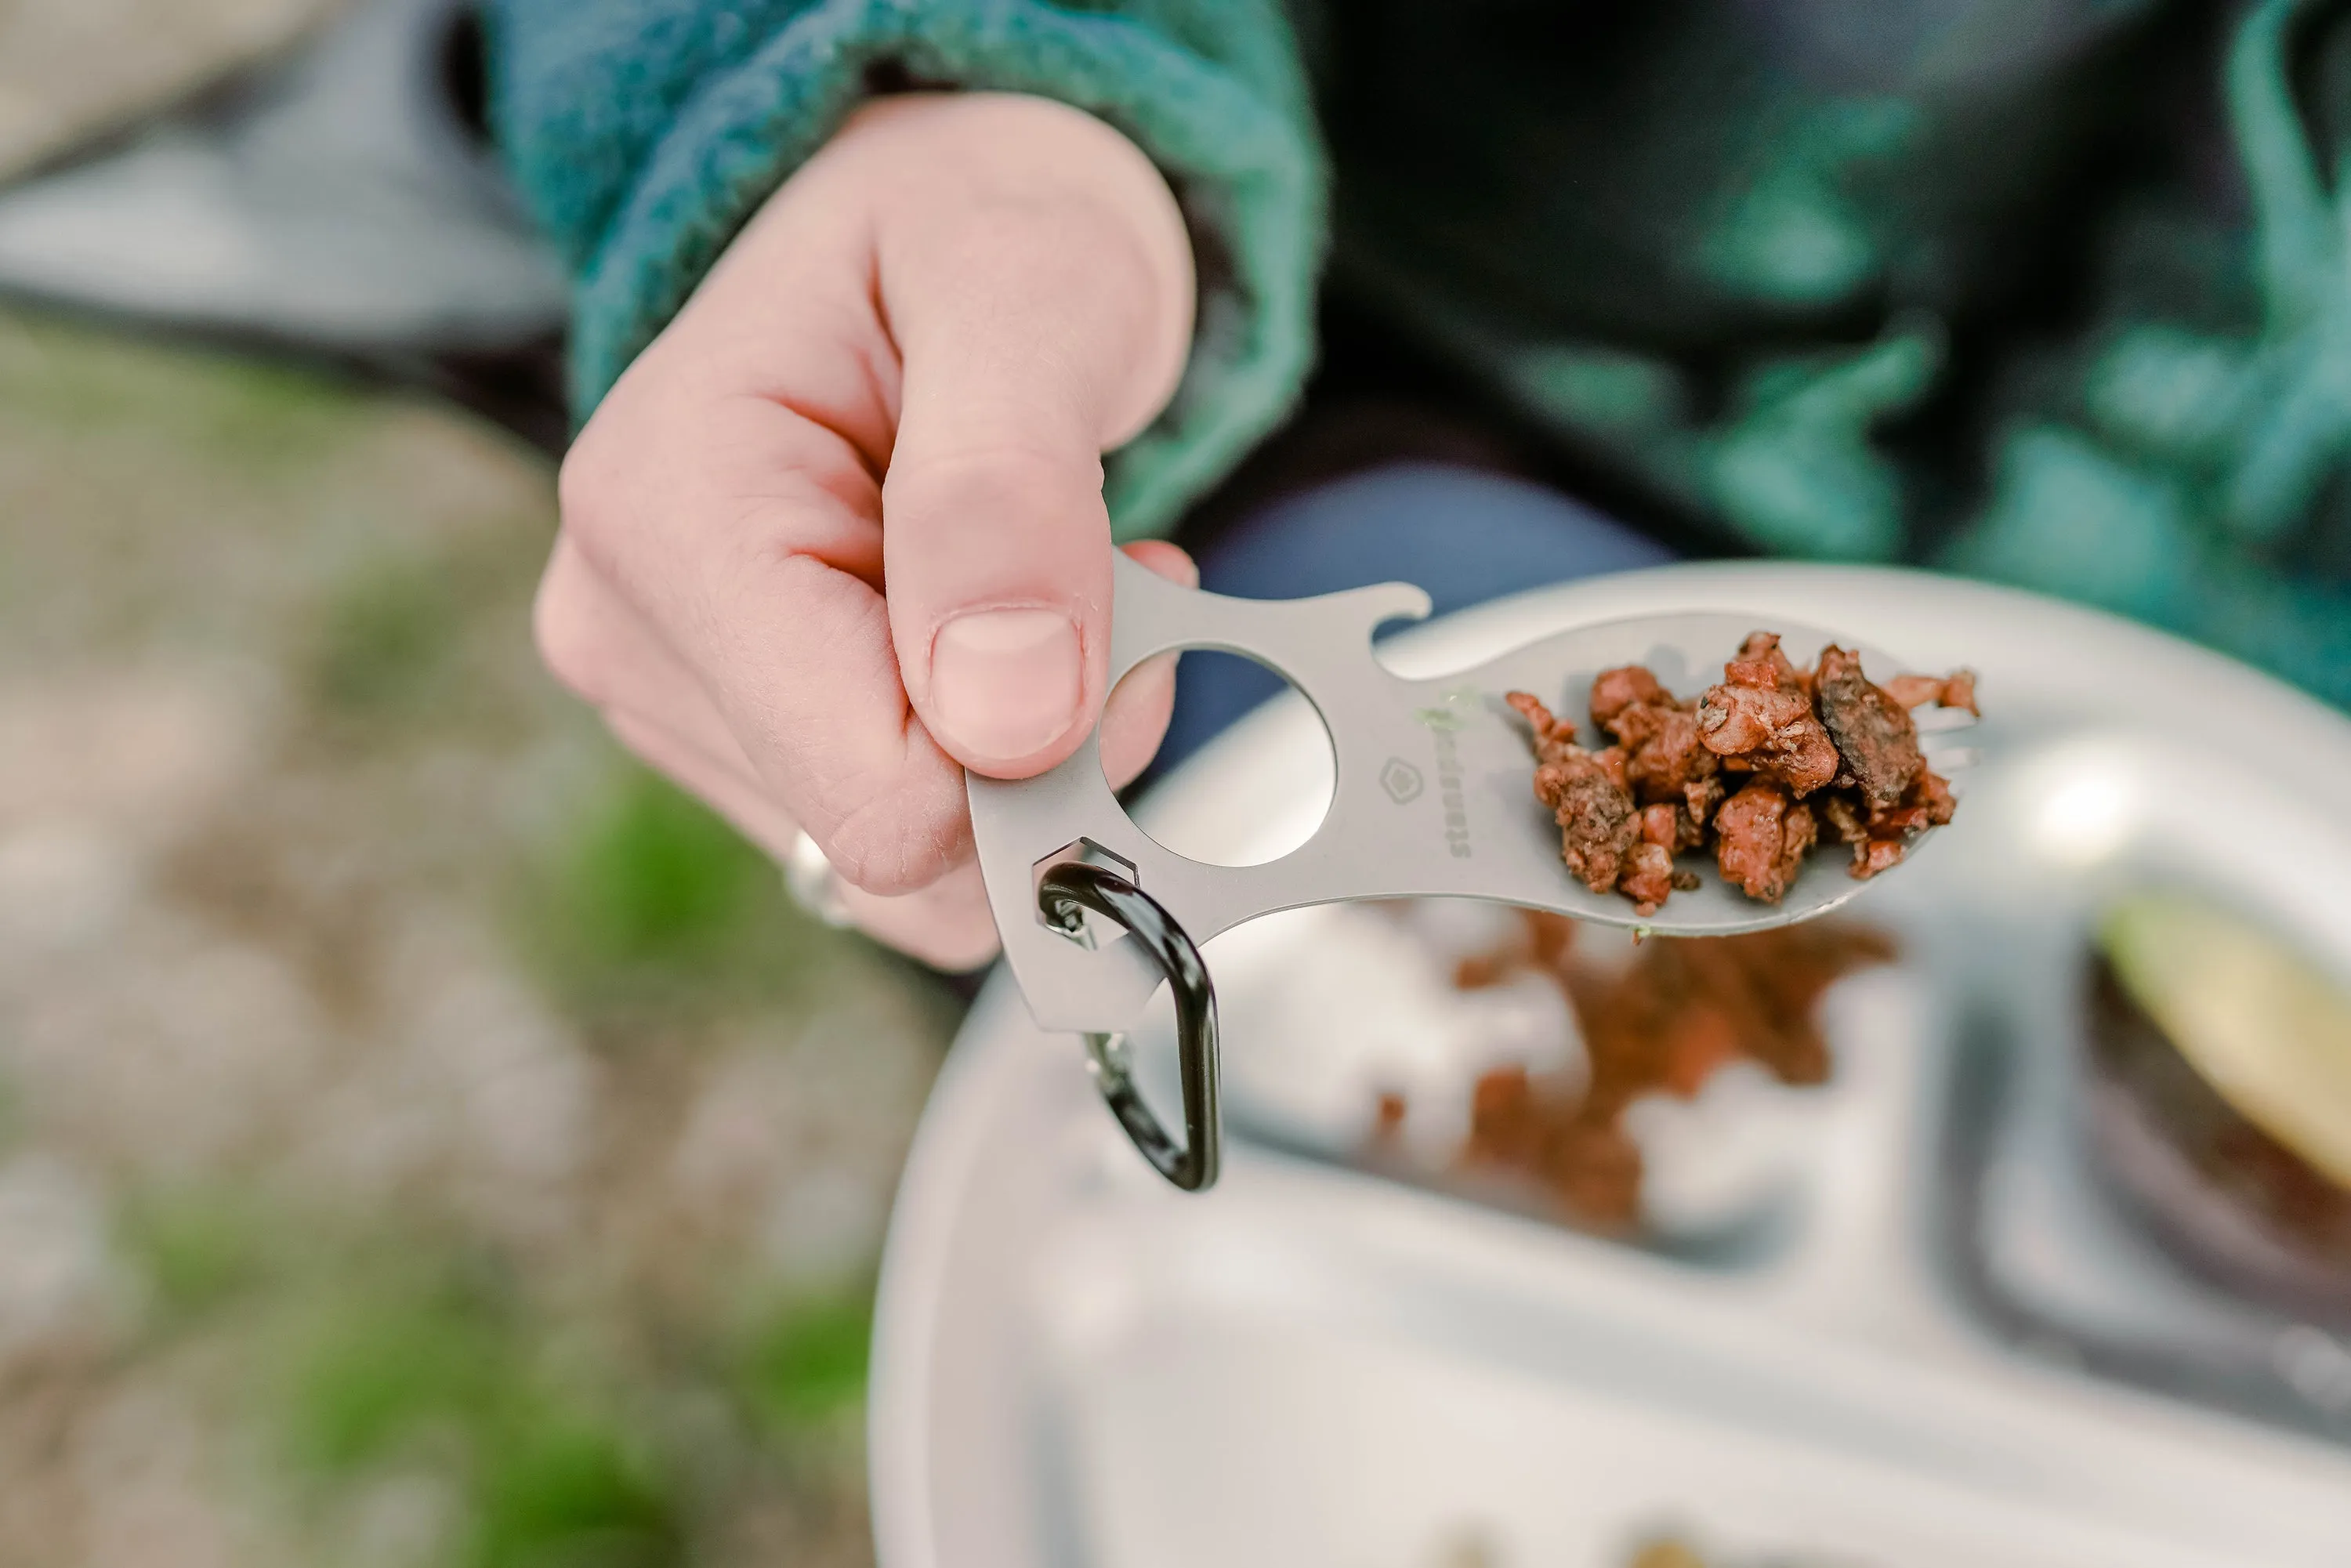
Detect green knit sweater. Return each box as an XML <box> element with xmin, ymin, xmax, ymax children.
<box><xmin>489</xmin><ymin>0</ymin><xmax>2351</xmax><ymax>712</ymax></box>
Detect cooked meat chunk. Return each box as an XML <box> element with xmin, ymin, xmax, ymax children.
<box><xmin>1513</xmin><ymin>688</ymin><xmax>1644</xmax><ymax>895</ymax></box>
<box><xmin>1812</xmin><ymin>645</ymin><xmax>1926</xmax><ymax>809</ymax></box>
<box><xmin>1618</xmin><ymin>806</ymin><xmax>1703</xmax><ymax>911</ymax></box>
<box><xmin>1883</xmin><ymin>668</ymin><xmax>1980</xmax><ymax>715</ymax></box>
<box><xmin>1507</xmin><ymin>689</ymin><xmax>1576</xmax><ymax>760</ymax></box>
<box><xmin>1511</xmin><ymin>699</ymin><xmax>1642</xmax><ymax>893</ymax></box>
<box><xmin>1869</xmin><ymin>766</ymin><xmax>1957</xmax><ymax>836</ymax></box>
<box><xmin>1512</xmin><ymin>636</ymin><xmax>1970</xmax><ymax>913</ymax></box>
<box><xmin>1727</xmin><ymin>630</ymin><xmax>1809</xmax><ymax>696</ymax></box>
<box><xmin>1852</xmin><ymin>838</ymin><xmax>1907</xmax><ymax>879</ymax></box>
<box><xmin>1818</xmin><ymin>791</ymin><xmax>1900</xmax><ymax>879</ymax></box>
<box><xmin>1817</xmin><ymin>768</ymin><xmax>1958</xmax><ymax>879</ymax></box>
<box><xmin>1610</xmin><ymin>697</ymin><xmax>1722</xmax><ymax>809</ymax></box>
<box><xmin>1589</xmin><ymin>664</ymin><xmax>1672</xmax><ymax>728</ymax></box>
<box><xmin>1619</xmin><ymin>842</ymin><xmax>1679</xmax><ymax>915</ymax></box>
<box><xmin>1713</xmin><ymin>781</ymin><xmax>1817</xmax><ymax>902</ymax></box>
<box><xmin>1697</xmin><ymin>657</ymin><xmax>1841</xmax><ymax>795</ymax></box>
<box><xmin>1818</xmin><ymin>790</ymin><xmax>1865</xmax><ymax>845</ymax></box>
<box><xmin>1462</xmin><ymin>1063</ymin><xmax>1546</xmax><ymax>1170</ymax></box>
<box><xmin>1427</xmin><ymin>909</ymin><xmax>1898</xmax><ymax>1230</ymax></box>
<box><xmin>1914</xmin><ymin>767</ymin><xmax>1958</xmax><ymax>825</ymax></box>
<box><xmin>1683</xmin><ymin>773</ymin><xmax>1724</xmax><ymax>831</ymax></box>
<box><xmin>1537</xmin><ymin>748</ymin><xmax>1640</xmax><ymax>894</ymax></box>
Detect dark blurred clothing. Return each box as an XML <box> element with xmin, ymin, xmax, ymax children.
<box><xmin>490</xmin><ymin>0</ymin><xmax>2351</xmax><ymax>708</ymax></box>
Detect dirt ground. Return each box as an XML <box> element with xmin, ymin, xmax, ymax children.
<box><xmin>0</xmin><ymin>37</ymin><xmax>958</xmax><ymax>1563</ymax></box>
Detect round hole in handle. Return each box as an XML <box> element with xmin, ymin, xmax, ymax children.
<box><xmin>1103</xmin><ymin>648</ymin><xmax>1336</xmax><ymax>869</ymax></box>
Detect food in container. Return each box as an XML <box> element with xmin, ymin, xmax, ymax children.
<box><xmin>1367</xmin><ymin>907</ymin><xmax>1894</xmax><ymax>1231</ymax></box>
<box><xmin>2085</xmin><ymin>891</ymin><xmax>2351</xmax><ymax>1312</ymax></box>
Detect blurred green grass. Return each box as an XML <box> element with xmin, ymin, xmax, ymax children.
<box><xmin>543</xmin><ymin>770</ymin><xmax>784</xmax><ymax>985</ymax></box>
<box><xmin>742</xmin><ymin>1289</ymin><xmax>877</xmax><ymax>1431</ymax></box>
<box><xmin>284</xmin><ymin>1266</ymin><xmax>683</xmax><ymax>1568</ymax></box>
<box><xmin>0</xmin><ymin>304</ymin><xmax>951</xmax><ymax>1566</ymax></box>
<box><xmin>518</xmin><ymin>763</ymin><xmax>912</xmax><ymax>1035</ymax></box>
<box><xmin>117</xmin><ymin>1175</ymin><xmax>886</xmax><ymax>1567</ymax></box>
<box><xmin>311</xmin><ymin>556</ymin><xmax>470</xmax><ymax>719</ymax></box>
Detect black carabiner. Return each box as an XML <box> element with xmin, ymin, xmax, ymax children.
<box><xmin>1035</xmin><ymin>862</ymin><xmax>1221</xmax><ymax>1193</ymax></box>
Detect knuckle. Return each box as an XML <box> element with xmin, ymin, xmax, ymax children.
<box><xmin>821</xmin><ymin>791</ymin><xmax>968</xmax><ymax>900</ymax></box>
<box><xmin>555</xmin><ymin>417</ymin><xmax>634</xmax><ymax>552</ymax></box>
<box><xmin>553</xmin><ymin>435</ymin><xmax>601</xmax><ymax>528</ymax></box>
<box><xmin>821</xmin><ymin>818</ymin><xmax>921</xmax><ymax>898</ymax></box>
<box><xmin>885</xmin><ymin>441</ymin><xmax>1096</xmax><ymax>523</ymax></box>
<box><xmin>531</xmin><ymin>574</ymin><xmax>613</xmax><ymax>704</ymax></box>
<box><xmin>947</xmin><ymin>198</ymin><xmax>1131</xmax><ymax>292</ymax></box>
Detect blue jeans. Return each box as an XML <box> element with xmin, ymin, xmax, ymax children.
<box><xmin>1152</xmin><ymin>462</ymin><xmax>1674</xmax><ymax>776</ymax></box>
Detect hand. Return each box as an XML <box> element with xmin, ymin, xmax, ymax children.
<box><xmin>534</xmin><ymin>93</ymin><xmax>1197</xmax><ymax>970</ymax></box>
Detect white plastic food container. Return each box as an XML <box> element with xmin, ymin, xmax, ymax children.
<box><xmin>870</xmin><ymin>564</ymin><xmax>2351</xmax><ymax>1568</ymax></box>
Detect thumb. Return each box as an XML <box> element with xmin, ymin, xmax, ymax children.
<box><xmin>871</xmin><ymin>95</ymin><xmax>1194</xmax><ymax>780</ymax></box>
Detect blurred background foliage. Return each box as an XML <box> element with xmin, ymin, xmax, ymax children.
<box><xmin>0</xmin><ymin>121</ymin><xmax>953</xmax><ymax>1568</ymax></box>
<box><xmin>0</xmin><ymin>9</ymin><xmax>971</xmax><ymax>1564</ymax></box>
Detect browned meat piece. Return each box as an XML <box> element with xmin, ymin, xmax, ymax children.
<box><xmin>1882</xmin><ymin>668</ymin><xmax>1980</xmax><ymax>715</ymax></box>
<box><xmin>1451</xmin><ymin>908</ymin><xmax>1579</xmax><ymax>988</ymax></box>
<box><xmin>1713</xmin><ymin>781</ymin><xmax>1817</xmax><ymax>902</ymax></box>
<box><xmin>1813</xmin><ymin>645</ymin><xmax>1927</xmax><ymax>809</ymax></box>
<box><xmin>1589</xmin><ymin>664</ymin><xmax>1672</xmax><ymax>728</ymax></box>
<box><xmin>1778</xmin><ymin>793</ymin><xmax>1823</xmax><ymax>894</ymax></box>
<box><xmin>1820</xmin><ymin>785</ymin><xmax>1908</xmax><ymax>880</ymax></box>
<box><xmin>1697</xmin><ymin>659</ymin><xmax>1841</xmax><ymax>795</ymax></box>
<box><xmin>1516</xmin><ymin>633</ymin><xmax>1968</xmax><ymax>915</ymax></box>
<box><xmin>1880</xmin><ymin>673</ymin><xmax>1936</xmax><ymax>708</ymax></box>
<box><xmin>1516</xmin><ymin>686</ymin><xmax>1646</xmax><ymax>894</ymax></box>
<box><xmin>1618</xmin><ymin>842</ymin><xmax>1678</xmax><ymax>915</ymax></box>
<box><xmin>1507</xmin><ymin>689</ymin><xmax>1577</xmax><ymax>761</ymax></box>
<box><xmin>1818</xmin><ymin>791</ymin><xmax>1867</xmax><ymax>846</ymax></box>
<box><xmin>1596</xmin><ymin>667</ymin><xmax>1715</xmax><ymax>798</ymax></box>
<box><xmin>1462</xmin><ymin>1064</ymin><xmax>1545</xmax><ymax>1169</ymax></box>
<box><xmin>1867</xmin><ymin>766</ymin><xmax>1957</xmax><ymax>837</ymax></box>
<box><xmin>1462</xmin><ymin>1060</ymin><xmax>1644</xmax><ymax>1229</ymax></box>
<box><xmin>1422</xmin><ymin>910</ymin><xmax>1898</xmax><ymax>1230</ymax></box>
<box><xmin>1530</xmin><ymin>744</ymin><xmax>1639</xmax><ymax>894</ymax></box>
<box><xmin>1817</xmin><ymin>767</ymin><xmax>1957</xmax><ymax>879</ymax></box>
<box><xmin>1611</xmin><ymin>697</ymin><xmax>1722</xmax><ymax>809</ymax></box>
<box><xmin>1852</xmin><ymin>838</ymin><xmax>1907</xmax><ymax>878</ymax></box>
<box><xmin>1914</xmin><ymin>767</ymin><xmax>1958</xmax><ymax>824</ymax></box>
<box><xmin>1683</xmin><ymin>773</ymin><xmax>1723</xmax><ymax>831</ymax></box>
<box><xmin>1538</xmin><ymin>1118</ymin><xmax>1646</xmax><ymax>1229</ymax></box>
<box><xmin>1727</xmin><ymin>630</ymin><xmax>1809</xmax><ymax>695</ymax></box>
<box><xmin>1621</xmin><ymin>809</ymin><xmax>1695</xmax><ymax>913</ymax></box>
<box><xmin>1646</xmin><ymin>805</ymin><xmax>1712</xmax><ymax>864</ymax></box>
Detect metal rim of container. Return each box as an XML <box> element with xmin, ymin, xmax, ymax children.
<box><xmin>1035</xmin><ymin>862</ymin><xmax>1221</xmax><ymax>1193</ymax></box>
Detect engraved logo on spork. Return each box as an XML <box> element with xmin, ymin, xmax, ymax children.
<box><xmin>1379</xmin><ymin>758</ymin><xmax>1424</xmax><ymax>804</ymax></box>
<box><xmin>1413</xmin><ymin>686</ymin><xmax>1480</xmax><ymax>859</ymax></box>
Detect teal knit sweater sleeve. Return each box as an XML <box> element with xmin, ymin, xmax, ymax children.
<box><xmin>486</xmin><ymin>0</ymin><xmax>1328</xmax><ymax>536</ymax></box>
